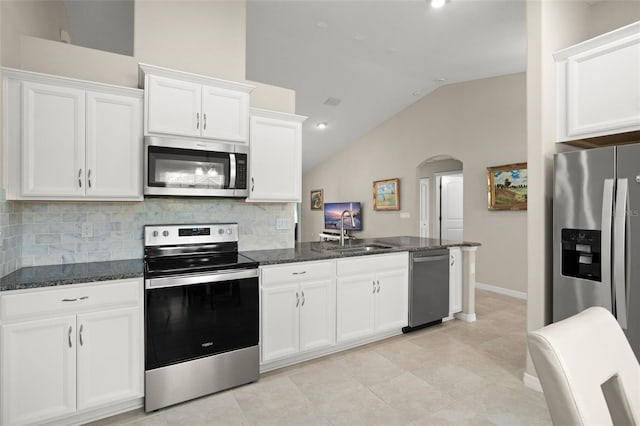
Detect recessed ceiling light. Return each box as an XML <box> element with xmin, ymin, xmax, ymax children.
<box><xmin>433</xmin><ymin>77</ymin><xmax>447</xmax><ymax>83</ymax></box>
<box><xmin>431</xmin><ymin>0</ymin><xmax>446</xmax><ymax>8</ymax></box>
<box><xmin>412</xmin><ymin>90</ymin><xmax>423</xmax><ymax>97</ymax></box>
<box><xmin>316</xmin><ymin>21</ymin><xmax>328</xmax><ymax>29</ymax></box>
<box><xmin>316</xmin><ymin>122</ymin><xmax>328</xmax><ymax>130</ymax></box>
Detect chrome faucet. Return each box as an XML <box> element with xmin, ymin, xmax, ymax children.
<box><xmin>340</xmin><ymin>210</ymin><xmax>355</xmax><ymax>247</ymax></box>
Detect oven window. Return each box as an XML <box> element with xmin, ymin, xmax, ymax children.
<box><xmin>147</xmin><ymin>145</ymin><xmax>230</xmax><ymax>189</ymax></box>
<box><xmin>145</xmin><ymin>277</ymin><xmax>258</xmax><ymax>370</ymax></box>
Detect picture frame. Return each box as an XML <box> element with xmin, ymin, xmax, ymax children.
<box><xmin>310</xmin><ymin>189</ymin><xmax>323</xmax><ymax>210</ymax></box>
<box><xmin>487</xmin><ymin>163</ymin><xmax>527</xmax><ymax>211</ymax></box>
<box><xmin>373</xmin><ymin>178</ymin><xmax>400</xmax><ymax>211</ymax></box>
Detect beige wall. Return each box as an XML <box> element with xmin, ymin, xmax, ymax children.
<box><xmin>525</xmin><ymin>0</ymin><xmax>640</xmax><ymax>380</ymax></box>
<box><xmin>302</xmin><ymin>73</ymin><xmax>528</xmax><ymax>294</ymax></box>
<box><xmin>0</xmin><ymin>1</ymin><xmax>294</xmax><ymax>111</ymax></box>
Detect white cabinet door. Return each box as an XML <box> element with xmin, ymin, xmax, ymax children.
<box><xmin>21</xmin><ymin>81</ymin><xmax>85</xmax><ymax>197</ymax></box>
<box><xmin>86</xmin><ymin>91</ymin><xmax>143</xmax><ymax>199</ymax></box>
<box><xmin>261</xmin><ymin>283</ymin><xmax>300</xmax><ymax>362</ymax></box>
<box><xmin>146</xmin><ymin>75</ymin><xmax>201</xmax><ymax>137</ymax></box>
<box><xmin>248</xmin><ymin>111</ymin><xmax>303</xmax><ymax>202</ymax></box>
<box><xmin>374</xmin><ymin>268</ymin><xmax>409</xmax><ymax>333</ymax></box>
<box><xmin>76</xmin><ymin>307</ymin><xmax>142</xmax><ymax>411</ymax></box>
<box><xmin>201</xmin><ymin>85</ymin><xmax>249</xmax><ymax>143</ymax></box>
<box><xmin>336</xmin><ymin>274</ymin><xmax>375</xmax><ymax>343</ymax></box>
<box><xmin>1</xmin><ymin>316</ymin><xmax>77</xmax><ymax>426</ymax></box>
<box><xmin>299</xmin><ymin>278</ymin><xmax>335</xmax><ymax>352</ymax></box>
<box><xmin>556</xmin><ymin>22</ymin><xmax>640</xmax><ymax>141</ymax></box>
<box><xmin>449</xmin><ymin>247</ymin><xmax>463</xmax><ymax>315</ymax></box>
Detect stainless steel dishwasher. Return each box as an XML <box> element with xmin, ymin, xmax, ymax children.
<box><xmin>403</xmin><ymin>249</ymin><xmax>450</xmax><ymax>333</ymax></box>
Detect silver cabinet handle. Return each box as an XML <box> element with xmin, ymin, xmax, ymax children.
<box><xmin>196</xmin><ymin>112</ymin><xmax>200</xmax><ymax>129</ymax></box>
<box><xmin>377</xmin><ymin>280</ymin><xmax>380</xmax><ymax>293</ymax></box>
<box><xmin>203</xmin><ymin>113</ymin><xmax>207</xmax><ymax>130</ymax></box>
<box><xmin>292</xmin><ymin>271</ymin><xmax>307</xmax><ymax>275</ymax></box>
<box><xmin>79</xmin><ymin>324</ymin><xmax>84</xmax><ymax>346</ymax></box>
<box><xmin>295</xmin><ymin>291</ymin><xmax>299</xmax><ymax>307</ymax></box>
<box><xmin>373</xmin><ymin>280</ymin><xmax>376</xmax><ymax>294</ymax></box>
<box><xmin>61</xmin><ymin>296</ymin><xmax>89</xmax><ymax>302</ymax></box>
<box><xmin>451</xmin><ymin>255</ymin><xmax>454</xmax><ymax>266</ymax></box>
<box><xmin>68</xmin><ymin>326</ymin><xmax>73</xmax><ymax>348</ymax></box>
<box><xmin>78</xmin><ymin>168</ymin><xmax>82</xmax><ymax>188</ymax></box>
<box><xmin>251</xmin><ymin>177</ymin><xmax>255</xmax><ymax>192</ymax></box>
<box><xmin>87</xmin><ymin>169</ymin><xmax>92</xmax><ymax>188</ymax></box>
<box><xmin>301</xmin><ymin>291</ymin><xmax>305</xmax><ymax>306</ymax></box>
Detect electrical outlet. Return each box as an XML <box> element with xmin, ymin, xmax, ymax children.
<box><xmin>400</xmin><ymin>212</ymin><xmax>410</xmax><ymax>219</ymax></box>
<box><xmin>81</xmin><ymin>223</ymin><xmax>93</xmax><ymax>238</ymax></box>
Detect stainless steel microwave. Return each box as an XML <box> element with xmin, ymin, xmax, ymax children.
<box><xmin>144</xmin><ymin>137</ymin><xmax>248</xmax><ymax>197</ymax></box>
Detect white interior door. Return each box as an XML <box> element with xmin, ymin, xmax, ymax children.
<box><xmin>419</xmin><ymin>178</ymin><xmax>430</xmax><ymax>238</ymax></box>
<box><xmin>438</xmin><ymin>173</ymin><xmax>464</xmax><ymax>240</ymax></box>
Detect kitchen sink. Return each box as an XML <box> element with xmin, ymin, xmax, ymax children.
<box><xmin>326</xmin><ymin>243</ymin><xmax>393</xmax><ymax>252</ymax></box>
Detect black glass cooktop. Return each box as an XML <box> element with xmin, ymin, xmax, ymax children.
<box><xmin>145</xmin><ymin>253</ymin><xmax>258</xmax><ymax>278</ymax></box>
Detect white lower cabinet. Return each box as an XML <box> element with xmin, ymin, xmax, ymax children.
<box><xmin>336</xmin><ymin>253</ymin><xmax>408</xmax><ymax>343</ymax></box>
<box><xmin>449</xmin><ymin>247</ymin><xmax>463</xmax><ymax>316</ymax></box>
<box><xmin>261</xmin><ymin>261</ymin><xmax>335</xmax><ymax>363</ymax></box>
<box><xmin>0</xmin><ymin>279</ymin><xmax>143</xmax><ymax>426</ymax></box>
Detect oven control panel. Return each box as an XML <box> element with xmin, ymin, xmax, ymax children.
<box><xmin>144</xmin><ymin>223</ymin><xmax>238</xmax><ymax>246</ymax></box>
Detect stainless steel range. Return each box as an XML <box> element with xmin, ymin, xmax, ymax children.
<box><xmin>143</xmin><ymin>223</ymin><xmax>259</xmax><ymax>412</ymax></box>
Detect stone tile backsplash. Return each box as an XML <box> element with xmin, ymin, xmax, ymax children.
<box><xmin>0</xmin><ymin>189</ymin><xmax>295</xmax><ymax>276</ymax></box>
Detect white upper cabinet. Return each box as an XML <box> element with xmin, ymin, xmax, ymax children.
<box><xmin>3</xmin><ymin>68</ymin><xmax>143</xmax><ymax>201</ymax></box>
<box><xmin>247</xmin><ymin>108</ymin><xmax>307</xmax><ymax>203</ymax></box>
<box><xmin>139</xmin><ymin>63</ymin><xmax>253</xmax><ymax>143</ymax></box>
<box><xmin>555</xmin><ymin>21</ymin><xmax>640</xmax><ymax>142</ymax></box>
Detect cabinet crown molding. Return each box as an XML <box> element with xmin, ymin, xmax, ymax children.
<box><xmin>1</xmin><ymin>67</ymin><xmax>143</xmax><ymax>98</ymax></box>
<box><xmin>137</xmin><ymin>63</ymin><xmax>255</xmax><ymax>93</ymax></box>
<box><xmin>250</xmin><ymin>107</ymin><xmax>307</xmax><ymax>122</ymax></box>
<box><xmin>553</xmin><ymin>20</ymin><xmax>640</xmax><ymax>60</ymax></box>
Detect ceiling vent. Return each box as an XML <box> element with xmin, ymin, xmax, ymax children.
<box><xmin>323</xmin><ymin>97</ymin><xmax>342</xmax><ymax>106</ymax></box>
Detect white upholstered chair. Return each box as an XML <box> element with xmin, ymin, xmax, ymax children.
<box><xmin>528</xmin><ymin>306</ymin><xmax>640</xmax><ymax>426</ymax></box>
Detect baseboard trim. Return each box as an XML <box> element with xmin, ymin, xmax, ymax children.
<box><xmin>523</xmin><ymin>372</ymin><xmax>543</xmax><ymax>393</ymax></box>
<box><xmin>454</xmin><ymin>312</ymin><xmax>476</xmax><ymax>323</ymax></box>
<box><xmin>476</xmin><ymin>282</ymin><xmax>527</xmax><ymax>300</ymax></box>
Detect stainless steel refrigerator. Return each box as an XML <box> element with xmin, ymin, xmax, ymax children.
<box><xmin>554</xmin><ymin>144</ymin><xmax>639</xmax><ymax>360</ymax></box>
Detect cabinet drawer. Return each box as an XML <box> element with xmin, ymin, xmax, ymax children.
<box><xmin>261</xmin><ymin>261</ymin><xmax>334</xmax><ymax>286</ymax></box>
<box><xmin>0</xmin><ymin>278</ymin><xmax>142</xmax><ymax>322</ymax></box>
<box><xmin>337</xmin><ymin>252</ymin><xmax>408</xmax><ymax>276</ymax></box>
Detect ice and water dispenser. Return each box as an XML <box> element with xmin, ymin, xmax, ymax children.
<box><xmin>561</xmin><ymin>229</ymin><xmax>601</xmax><ymax>281</ymax></box>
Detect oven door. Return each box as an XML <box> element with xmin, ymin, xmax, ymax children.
<box><xmin>144</xmin><ymin>269</ymin><xmax>258</xmax><ymax>371</ymax></box>
<box><xmin>144</xmin><ymin>136</ymin><xmax>248</xmax><ymax>197</ymax></box>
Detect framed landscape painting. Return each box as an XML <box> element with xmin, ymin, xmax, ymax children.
<box><xmin>310</xmin><ymin>189</ymin><xmax>323</xmax><ymax>210</ymax></box>
<box><xmin>487</xmin><ymin>163</ymin><xmax>527</xmax><ymax>210</ymax></box>
<box><xmin>373</xmin><ymin>178</ymin><xmax>400</xmax><ymax>211</ymax></box>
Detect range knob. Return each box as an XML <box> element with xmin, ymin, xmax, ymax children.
<box><xmin>218</xmin><ymin>228</ymin><xmax>225</xmax><ymax>235</ymax></box>
<box><xmin>152</xmin><ymin>230</ymin><xmax>158</xmax><ymax>237</ymax></box>
<box><xmin>163</xmin><ymin>230</ymin><xmax>169</xmax><ymax>237</ymax></box>
<box><xmin>226</xmin><ymin>228</ymin><xmax>233</xmax><ymax>235</ymax></box>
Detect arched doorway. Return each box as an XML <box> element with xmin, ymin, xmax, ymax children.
<box><xmin>416</xmin><ymin>156</ymin><xmax>463</xmax><ymax>239</ymax></box>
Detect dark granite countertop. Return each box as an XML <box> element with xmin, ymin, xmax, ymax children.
<box><xmin>0</xmin><ymin>259</ymin><xmax>144</xmax><ymax>292</ymax></box>
<box><xmin>241</xmin><ymin>236</ymin><xmax>480</xmax><ymax>266</ymax></box>
<box><xmin>0</xmin><ymin>236</ymin><xmax>480</xmax><ymax>292</ymax></box>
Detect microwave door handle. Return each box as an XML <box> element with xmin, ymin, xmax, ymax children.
<box><xmin>229</xmin><ymin>153</ymin><xmax>236</xmax><ymax>189</ymax></box>
<box><xmin>613</xmin><ymin>178</ymin><xmax>629</xmax><ymax>329</ymax></box>
<box><xmin>601</xmin><ymin>178</ymin><xmax>614</xmax><ymax>312</ymax></box>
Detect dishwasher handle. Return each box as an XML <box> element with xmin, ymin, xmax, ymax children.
<box><xmin>412</xmin><ymin>254</ymin><xmax>449</xmax><ymax>263</ymax></box>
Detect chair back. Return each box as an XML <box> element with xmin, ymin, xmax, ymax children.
<box><xmin>528</xmin><ymin>306</ymin><xmax>640</xmax><ymax>426</ymax></box>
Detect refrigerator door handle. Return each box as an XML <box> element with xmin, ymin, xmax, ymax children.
<box><xmin>613</xmin><ymin>178</ymin><xmax>629</xmax><ymax>329</ymax></box>
<box><xmin>601</xmin><ymin>178</ymin><xmax>615</xmax><ymax>311</ymax></box>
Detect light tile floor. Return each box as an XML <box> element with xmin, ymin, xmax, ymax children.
<box><xmin>90</xmin><ymin>290</ymin><xmax>551</xmax><ymax>425</ymax></box>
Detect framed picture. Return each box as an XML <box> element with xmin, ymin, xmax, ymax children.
<box><xmin>310</xmin><ymin>189</ymin><xmax>323</xmax><ymax>210</ymax></box>
<box><xmin>487</xmin><ymin>163</ymin><xmax>527</xmax><ymax>210</ymax></box>
<box><xmin>373</xmin><ymin>178</ymin><xmax>400</xmax><ymax>211</ymax></box>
